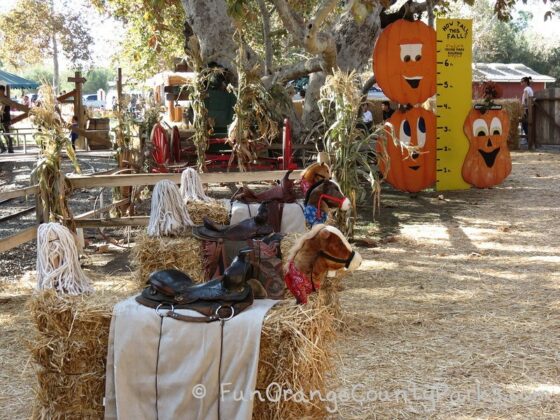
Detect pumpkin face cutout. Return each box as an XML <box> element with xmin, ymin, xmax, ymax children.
<box><xmin>462</xmin><ymin>108</ymin><xmax>511</xmax><ymax>188</ymax></box>
<box><xmin>373</xmin><ymin>19</ymin><xmax>436</xmax><ymax>105</ymax></box>
<box><xmin>377</xmin><ymin>108</ymin><xmax>437</xmax><ymax>193</ymax></box>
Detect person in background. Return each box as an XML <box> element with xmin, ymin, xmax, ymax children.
<box><xmin>22</xmin><ymin>95</ymin><xmax>30</xmax><ymax>107</ymax></box>
<box><xmin>70</xmin><ymin>115</ymin><xmax>79</xmax><ymax>150</ymax></box>
<box><xmin>381</xmin><ymin>100</ymin><xmax>394</xmax><ymax>121</ymax></box>
<box><xmin>0</xmin><ymin>85</ymin><xmax>14</xmax><ymax>153</ymax></box>
<box><xmin>520</xmin><ymin>76</ymin><xmax>534</xmax><ymax>139</ymax></box>
<box><xmin>361</xmin><ymin>103</ymin><xmax>373</xmax><ymax>131</ymax></box>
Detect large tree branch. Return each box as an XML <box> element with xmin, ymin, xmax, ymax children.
<box><xmin>262</xmin><ymin>57</ymin><xmax>323</xmax><ymax>88</ymax></box>
<box><xmin>305</xmin><ymin>0</ymin><xmax>339</xmax><ymax>43</ymax></box>
<box><xmin>270</xmin><ymin>0</ymin><xmax>305</xmax><ymax>43</ymax></box>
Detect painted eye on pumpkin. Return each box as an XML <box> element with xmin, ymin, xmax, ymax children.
<box><xmin>417</xmin><ymin>117</ymin><xmax>426</xmax><ymax>147</ymax></box>
<box><xmin>490</xmin><ymin>117</ymin><xmax>502</xmax><ymax>135</ymax></box>
<box><xmin>472</xmin><ymin>119</ymin><xmax>489</xmax><ymax>137</ymax></box>
<box><xmin>400</xmin><ymin>44</ymin><xmax>423</xmax><ymax>63</ymax></box>
<box><xmin>400</xmin><ymin>120</ymin><xmax>412</xmax><ymax>145</ymax></box>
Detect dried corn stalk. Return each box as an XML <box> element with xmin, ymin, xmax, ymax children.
<box><xmin>30</xmin><ymin>84</ymin><xmax>81</xmax><ymax>229</ymax></box>
<box><xmin>318</xmin><ymin>70</ymin><xmax>387</xmax><ymax>235</ymax></box>
<box><xmin>227</xmin><ymin>30</ymin><xmax>279</xmax><ymax>171</ymax></box>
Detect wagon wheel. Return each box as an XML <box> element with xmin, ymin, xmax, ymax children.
<box><xmin>171</xmin><ymin>126</ymin><xmax>181</xmax><ymax>163</ymax></box>
<box><xmin>151</xmin><ymin>123</ymin><xmax>170</xmax><ymax>172</ymax></box>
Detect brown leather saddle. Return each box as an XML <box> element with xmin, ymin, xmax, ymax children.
<box><xmin>136</xmin><ymin>249</ymin><xmax>254</xmax><ymax>322</ymax></box>
<box><xmin>231</xmin><ymin>170</ymin><xmax>296</xmax><ymax>204</ymax></box>
<box><xmin>193</xmin><ymin>202</ymin><xmax>273</xmax><ymax>241</ymax></box>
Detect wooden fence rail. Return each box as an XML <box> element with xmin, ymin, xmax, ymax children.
<box><xmin>0</xmin><ymin>169</ymin><xmax>301</xmax><ymax>252</ymax></box>
<box><xmin>0</xmin><ymin>185</ymin><xmax>40</xmax><ymax>202</ymax></box>
<box><xmin>67</xmin><ymin>169</ymin><xmax>302</xmax><ymax>189</ymax></box>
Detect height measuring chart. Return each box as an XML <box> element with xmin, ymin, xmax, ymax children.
<box><xmin>435</xmin><ymin>19</ymin><xmax>472</xmax><ymax>191</ymax></box>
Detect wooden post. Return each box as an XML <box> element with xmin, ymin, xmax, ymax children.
<box><xmin>528</xmin><ymin>96</ymin><xmax>536</xmax><ymax>150</ymax></box>
<box><xmin>68</xmin><ymin>71</ymin><xmax>87</xmax><ymax>150</ymax></box>
<box><xmin>115</xmin><ymin>68</ymin><xmax>131</xmax><ymax>212</ymax></box>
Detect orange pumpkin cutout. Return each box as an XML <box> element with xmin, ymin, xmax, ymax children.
<box><xmin>373</xmin><ymin>19</ymin><xmax>436</xmax><ymax>105</ymax></box>
<box><xmin>377</xmin><ymin>108</ymin><xmax>437</xmax><ymax>193</ymax></box>
<box><xmin>462</xmin><ymin>108</ymin><xmax>511</xmax><ymax>188</ymax></box>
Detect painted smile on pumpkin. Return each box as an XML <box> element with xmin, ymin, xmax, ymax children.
<box><xmin>409</xmin><ymin>165</ymin><xmax>420</xmax><ymax>171</ymax></box>
<box><xmin>478</xmin><ymin>147</ymin><xmax>500</xmax><ymax>168</ymax></box>
<box><xmin>404</xmin><ymin>76</ymin><xmax>422</xmax><ymax>89</ymax></box>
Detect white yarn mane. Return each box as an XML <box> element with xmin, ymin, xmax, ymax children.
<box><xmin>36</xmin><ymin>223</ymin><xmax>93</xmax><ymax>295</ymax></box>
<box><xmin>180</xmin><ymin>167</ymin><xmax>212</xmax><ymax>203</ymax></box>
<box><xmin>148</xmin><ymin>179</ymin><xmax>193</xmax><ymax>237</ymax></box>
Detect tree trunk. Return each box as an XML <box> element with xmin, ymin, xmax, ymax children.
<box><xmin>181</xmin><ymin>0</ymin><xmax>259</xmax><ymax>73</ymax></box>
<box><xmin>50</xmin><ymin>0</ymin><xmax>59</xmax><ymax>94</ymax></box>
<box><xmin>302</xmin><ymin>71</ymin><xmax>325</xmax><ymax>131</ymax></box>
<box><xmin>52</xmin><ymin>32</ymin><xmax>60</xmax><ymax>94</ymax></box>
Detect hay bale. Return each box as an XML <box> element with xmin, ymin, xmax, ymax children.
<box><xmin>28</xmin><ymin>290</ymin><xmax>118</xmax><ymax>419</ymax></box>
<box><xmin>28</xmin><ymin>288</ymin><xmax>337</xmax><ymax>419</ymax></box>
<box><xmin>495</xmin><ymin>99</ymin><xmax>522</xmax><ymax>150</ymax></box>
<box><xmin>132</xmin><ymin>233</ymin><xmax>205</xmax><ymax>289</ymax></box>
<box><xmin>187</xmin><ymin>200</ymin><xmax>229</xmax><ymax>225</ymax></box>
<box><xmin>254</xmin><ymin>292</ymin><xmax>337</xmax><ymax>418</ymax></box>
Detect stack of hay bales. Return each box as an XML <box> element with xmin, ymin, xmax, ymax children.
<box><xmin>28</xmin><ymin>290</ymin><xmax>117</xmax><ymax>419</ymax></box>
<box><xmin>29</xmin><ymin>287</ymin><xmax>336</xmax><ymax>418</ymax></box>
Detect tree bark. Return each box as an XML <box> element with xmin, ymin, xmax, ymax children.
<box><xmin>256</xmin><ymin>0</ymin><xmax>273</xmax><ymax>74</ymax></box>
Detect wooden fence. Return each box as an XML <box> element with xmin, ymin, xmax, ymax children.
<box><xmin>0</xmin><ymin>169</ymin><xmax>302</xmax><ymax>253</ymax></box>
<box><xmin>533</xmin><ymin>88</ymin><xmax>560</xmax><ymax>146</ymax></box>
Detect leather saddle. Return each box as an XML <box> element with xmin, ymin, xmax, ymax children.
<box><xmin>136</xmin><ymin>249</ymin><xmax>254</xmax><ymax>322</ymax></box>
<box><xmin>231</xmin><ymin>170</ymin><xmax>296</xmax><ymax>204</ymax></box>
<box><xmin>193</xmin><ymin>202</ymin><xmax>273</xmax><ymax>241</ymax></box>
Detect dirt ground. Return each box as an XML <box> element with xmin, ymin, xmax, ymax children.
<box><xmin>1</xmin><ymin>149</ymin><xmax>559</xmax><ymax>419</ymax></box>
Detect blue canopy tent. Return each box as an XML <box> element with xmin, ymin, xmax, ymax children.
<box><xmin>0</xmin><ymin>69</ymin><xmax>40</xmax><ymax>89</ymax></box>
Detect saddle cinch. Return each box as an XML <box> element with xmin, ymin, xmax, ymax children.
<box><xmin>136</xmin><ymin>249</ymin><xmax>254</xmax><ymax>322</ymax></box>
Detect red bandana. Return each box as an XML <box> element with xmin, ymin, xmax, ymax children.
<box><xmin>284</xmin><ymin>260</ymin><xmax>318</xmax><ymax>304</ymax></box>
<box><xmin>300</xmin><ymin>179</ymin><xmax>313</xmax><ymax>195</ymax></box>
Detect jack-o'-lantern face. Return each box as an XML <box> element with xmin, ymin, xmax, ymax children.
<box><xmin>373</xmin><ymin>19</ymin><xmax>436</xmax><ymax>105</ymax></box>
<box><xmin>377</xmin><ymin>108</ymin><xmax>437</xmax><ymax>193</ymax></box>
<box><xmin>462</xmin><ymin>108</ymin><xmax>511</xmax><ymax>188</ymax></box>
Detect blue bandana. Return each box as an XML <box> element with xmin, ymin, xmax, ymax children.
<box><xmin>304</xmin><ymin>204</ymin><xmax>327</xmax><ymax>226</ymax></box>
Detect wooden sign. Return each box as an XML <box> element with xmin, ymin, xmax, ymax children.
<box><xmin>435</xmin><ymin>19</ymin><xmax>472</xmax><ymax>191</ymax></box>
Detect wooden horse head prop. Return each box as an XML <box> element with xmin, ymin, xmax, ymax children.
<box><xmin>284</xmin><ymin>224</ymin><xmax>362</xmax><ymax>304</ymax></box>
<box><xmin>300</xmin><ymin>162</ymin><xmax>331</xmax><ymax>195</ymax></box>
<box><xmin>303</xmin><ymin>179</ymin><xmax>350</xmax><ymax>226</ymax></box>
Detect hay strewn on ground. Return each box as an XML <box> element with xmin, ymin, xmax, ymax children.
<box><xmin>334</xmin><ymin>151</ymin><xmax>560</xmax><ymax>418</ymax></box>
<box><xmin>132</xmin><ymin>232</ymin><xmax>204</xmax><ymax>288</ymax></box>
<box><xmin>187</xmin><ymin>200</ymin><xmax>229</xmax><ymax>225</ymax></box>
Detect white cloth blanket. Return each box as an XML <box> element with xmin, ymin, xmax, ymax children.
<box><xmin>104</xmin><ymin>297</ymin><xmax>278</xmax><ymax>420</ymax></box>
<box><xmin>228</xmin><ymin>200</ymin><xmax>306</xmax><ymax>234</ymax></box>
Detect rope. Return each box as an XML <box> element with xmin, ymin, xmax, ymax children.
<box><xmin>179</xmin><ymin>167</ymin><xmax>212</xmax><ymax>203</ymax></box>
<box><xmin>36</xmin><ymin>222</ymin><xmax>93</xmax><ymax>295</ymax></box>
<box><xmin>148</xmin><ymin>180</ymin><xmax>193</xmax><ymax>237</ymax></box>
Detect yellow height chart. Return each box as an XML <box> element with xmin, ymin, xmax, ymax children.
<box><xmin>436</xmin><ymin>19</ymin><xmax>472</xmax><ymax>190</ymax></box>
